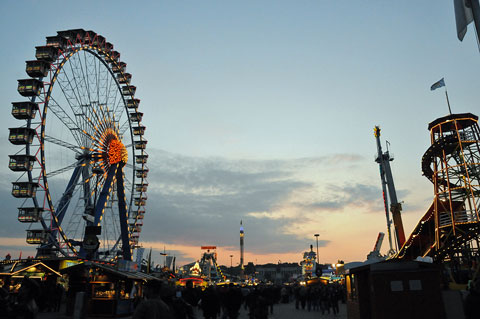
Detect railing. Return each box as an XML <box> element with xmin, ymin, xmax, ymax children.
<box><xmin>439</xmin><ymin>209</ymin><xmax>479</xmax><ymax>227</ymax></box>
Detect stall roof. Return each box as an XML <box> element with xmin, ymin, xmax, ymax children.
<box><xmin>346</xmin><ymin>259</ymin><xmax>439</xmax><ymax>274</ymax></box>
<box><xmin>0</xmin><ymin>261</ymin><xmax>61</xmax><ymax>277</ymax></box>
<box><xmin>60</xmin><ymin>260</ymin><xmax>160</xmax><ymax>282</ymax></box>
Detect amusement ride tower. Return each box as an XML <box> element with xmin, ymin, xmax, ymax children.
<box><xmin>240</xmin><ymin>220</ymin><xmax>244</xmax><ymax>278</ymax></box>
<box><xmin>374</xmin><ymin>126</ymin><xmax>406</xmax><ymax>255</ymax></box>
<box><xmin>397</xmin><ymin>113</ymin><xmax>480</xmax><ymax>262</ymax></box>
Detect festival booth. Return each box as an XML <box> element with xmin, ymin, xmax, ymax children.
<box><xmin>0</xmin><ymin>260</ymin><xmax>63</xmax><ymax>292</ymax></box>
<box><xmin>60</xmin><ymin>260</ymin><xmax>159</xmax><ymax>316</ymax></box>
<box><xmin>345</xmin><ymin>260</ymin><xmax>445</xmax><ymax>319</ymax></box>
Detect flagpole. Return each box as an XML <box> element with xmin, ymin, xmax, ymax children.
<box><xmin>445</xmin><ymin>89</ymin><xmax>452</xmax><ymax>115</ymax></box>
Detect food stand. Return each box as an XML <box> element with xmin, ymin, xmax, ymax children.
<box><xmin>0</xmin><ymin>260</ymin><xmax>63</xmax><ymax>291</ymax></box>
<box><xmin>61</xmin><ymin>260</ymin><xmax>158</xmax><ymax>316</ymax></box>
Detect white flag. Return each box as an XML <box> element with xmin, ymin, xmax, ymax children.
<box><xmin>136</xmin><ymin>247</ymin><xmax>145</xmax><ymax>268</ymax></box>
<box><xmin>454</xmin><ymin>0</ymin><xmax>474</xmax><ymax>41</ymax></box>
<box><xmin>166</xmin><ymin>255</ymin><xmax>174</xmax><ymax>269</ymax></box>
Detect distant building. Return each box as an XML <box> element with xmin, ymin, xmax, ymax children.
<box><xmin>255</xmin><ymin>262</ymin><xmax>302</xmax><ymax>283</ymax></box>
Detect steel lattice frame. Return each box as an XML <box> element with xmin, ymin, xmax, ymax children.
<box><xmin>429</xmin><ymin>114</ymin><xmax>480</xmax><ymax>258</ymax></box>
<box><xmin>396</xmin><ymin>113</ymin><xmax>480</xmax><ymax>261</ymax></box>
<box><xmin>9</xmin><ymin>29</ymin><xmax>148</xmax><ymax>261</ymax></box>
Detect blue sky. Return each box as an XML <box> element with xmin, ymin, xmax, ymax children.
<box><xmin>1</xmin><ymin>1</ymin><xmax>479</xmax><ymax>266</ymax></box>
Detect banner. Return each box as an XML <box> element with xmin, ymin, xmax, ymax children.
<box><xmin>136</xmin><ymin>247</ymin><xmax>145</xmax><ymax>269</ymax></box>
<box><xmin>166</xmin><ymin>255</ymin><xmax>174</xmax><ymax>269</ymax></box>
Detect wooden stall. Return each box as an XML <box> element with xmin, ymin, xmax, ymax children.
<box><xmin>345</xmin><ymin>260</ymin><xmax>445</xmax><ymax>319</ymax></box>
<box><xmin>61</xmin><ymin>261</ymin><xmax>158</xmax><ymax>316</ymax></box>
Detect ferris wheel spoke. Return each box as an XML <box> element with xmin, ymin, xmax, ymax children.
<box><xmin>48</xmin><ymin>97</ymin><xmax>83</xmax><ymax>143</ymax></box>
<box><xmin>94</xmin><ymin>53</ymin><xmax>101</xmax><ymax>107</ymax></box>
<box><xmin>55</xmin><ymin>74</ymin><xmax>98</xmax><ymax>141</ymax></box>
<box><xmin>87</xmin><ymin>105</ymin><xmax>109</xmax><ymax>136</ymax></box>
<box><xmin>113</xmin><ymin>95</ymin><xmax>125</xmax><ymax>125</ymax></box>
<box><xmin>105</xmin><ymin>65</ymin><xmax>120</xmax><ymax>123</ymax></box>
<box><xmin>57</xmin><ymin>61</ymin><xmax>88</xmax><ymax>114</ymax></box>
<box><xmin>76</xmin><ymin>55</ymin><xmax>97</xmax><ymax>137</ymax></box>
<box><xmin>46</xmin><ymin>161</ymin><xmax>83</xmax><ymax>178</ymax></box>
<box><xmin>68</xmin><ymin>58</ymin><xmax>102</xmax><ymax>138</ymax></box>
<box><xmin>44</xmin><ymin>135</ymin><xmax>82</xmax><ymax>154</ymax></box>
<box><xmin>66</xmin><ymin>53</ymin><xmax>90</xmax><ymax>108</ymax></box>
<box><xmin>79</xmin><ymin>50</ymin><xmax>93</xmax><ymax>106</ymax></box>
<box><xmin>119</xmin><ymin>120</ymin><xmax>130</xmax><ymax>136</ymax></box>
<box><xmin>74</xmin><ymin>106</ymin><xmax>108</xmax><ymax>141</ymax></box>
<box><xmin>124</xmin><ymin>176</ymin><xmax>132</xmax><ymax>192</ymax></box>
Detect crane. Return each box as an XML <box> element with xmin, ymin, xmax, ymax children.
<box><xmin>374</xmin><ymin>126</ymin><xmax>406</xmax><ymax>256</ymax></box>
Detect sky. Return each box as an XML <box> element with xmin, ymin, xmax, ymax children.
<box><xmin>0</xmin><ymin>1</ymin><xmax>479</xmax><ymax>267</ymax></box>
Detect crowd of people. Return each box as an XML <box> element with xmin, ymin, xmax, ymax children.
<box><xmin>133</xmin><ymin>280</ymin><xmax>346</xmax><ymax>319</ymax></box>
<box><xmin>0</xmin><ymin>275</ymin><xmax>64</xmax><ymax>318</ymax></box>
<box><xmin>1</xmin><ymin>274</ymin><xmax>346</xmax><ymax>319</ymax></box>
<box><xmin>292</xmin><ymin>283</ymin><xmax>345</xmax><ymax>316</ymax></box>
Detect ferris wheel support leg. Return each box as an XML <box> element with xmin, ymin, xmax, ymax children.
<box><xmin>56</xmin><ymin>163</ymin><xmax>83</xmax><ymax>225</ymax></box>
<box><xmin>92</xmin><ymin>163</ymin><xmax>118</xmax><ymax>226</ymax></box>
<box><xmin>116</xmin><ymin>164</ymin><xmax>132</xmax><ymax>261</ymax></box>
<box><xmin>79</xmin><ymin>163</ymin><xmax>118</xmax><ymax>258</ymax></box>
<box><xmin>81</xmin><ymin>164</ymin><xmax>93</xmax><ymax>211</ymax></box>
<box><xmin>40</xmin><ymin>163</ymin><xmax>83</xmax><ymax>252</ymax></box>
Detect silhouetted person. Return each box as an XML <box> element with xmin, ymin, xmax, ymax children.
<box><xmin>299</xmin><ymin>285</ymin><xmax>307</xmax><ymax>310</ymax></box>
<box><xmin>465</xmin><ymin>277</ymin><xmax>480</xmax><ymax>319</ymax></box>
<box><xmin>200</xmin><ymin>286</ymin><xmax>221</xmax><ymax>319</ymax></box>
<box><xmin>183</xmin><ymin>280</ymin><xmax>200</xmax><ymax>309</ymax></box>
<box><xmin>16</xmin><ymin>276</ymin><xmax>39</xmax><ymax>319</ymax></box>
<box><xmin>133</xmin><ymin>280</ymin><xmax>174</xmax><ymax>319</ymax></box>
<box><xmin>223</xmin><ymin>284</ymin><xmax>242</xmax><ymax>319</ymax></box>
<box><xmin>293</xmin><ymin>285</ymin><xmax>300</xmax><ymax>309</ymax></box>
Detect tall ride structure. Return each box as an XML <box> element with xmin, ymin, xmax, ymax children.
<box><xmin>397</xmin><ymin>113</ymin><xmax>480</xmax><ymax>263</ymax></box>
<box><xmin>374</xmin><ymin>126</ymin><xmax>406</xmax><ymax>255</ymax></box>
<box><xmin>240</xmin><ymin>220</ymin><xmax>244</xmax><ymax>278</ymax></box>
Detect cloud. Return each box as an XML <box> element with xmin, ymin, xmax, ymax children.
<box><xmin>304</xmin><ymin>183</ymin><xmax>382</xmax><ymax>211</ymax></box>
<box><xmin>290</xmin><ymin>182</ymin><xmax>412</xmax><ymax>215</ymax></box>
<box><xmin>0</xmin><ymin>146</ymin><xmax>376</xmax><ymax>264</ymax></box>
<box><xmin>138</xmin><ymin>149</ymin><xmax>362</xmax><ymax>258</ymax></box>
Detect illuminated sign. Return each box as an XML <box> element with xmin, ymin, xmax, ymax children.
<box><xmin>201</xmin><ymin>246</ymin><xmax>216</xmax><ymax>250</ymax></box>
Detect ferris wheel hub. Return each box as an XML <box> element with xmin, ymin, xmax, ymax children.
<box><xmin>108</xmin><ymin>139</ymin><xmax>128</xmax><ymax>165</ymax></box>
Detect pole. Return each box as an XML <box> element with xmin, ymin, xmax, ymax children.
<box><xmin>314</xmin><ymin>234</ymin><xmax>319</xmax><ymax>264</ymax></box>
<box><xmin>445</xmin><ymin>89</ymin><xmax>452</xmax><ymax>115</ymax></box>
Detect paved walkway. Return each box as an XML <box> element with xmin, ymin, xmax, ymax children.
<box><xmin>38</xmin><ymin>301</ymin><xmax>348</xmax><ymax>318</ymax></box>
<box><xmin>236</xmin><ymin>302</ymin><xmax>347</xmax><ymax>319</ymax></box>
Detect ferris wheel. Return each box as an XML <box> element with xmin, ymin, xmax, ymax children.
<box><xmin>8</xmin><ymin>29</ymin><xmax>148</xmax><ymax>261</ymax></box>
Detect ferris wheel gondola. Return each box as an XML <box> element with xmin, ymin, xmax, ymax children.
<box><xmin>8</xmin><ymin>29</ymin><xmax>148</xmax><ymax>261</ymax></box>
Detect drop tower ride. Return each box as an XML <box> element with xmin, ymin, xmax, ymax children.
<box><xmin>240</xmin><ymin>220</ymin><xmax>244</xmax><ymax>278</ymax></box>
